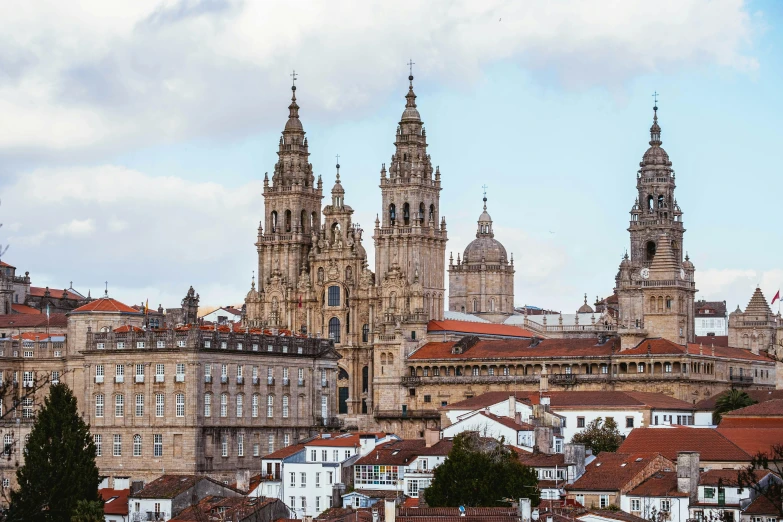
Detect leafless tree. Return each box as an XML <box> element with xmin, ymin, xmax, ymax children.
<box><xmin>737</xmin><ymin>444</ymin><xmax>783</xmax><ymax>518</ymax></box>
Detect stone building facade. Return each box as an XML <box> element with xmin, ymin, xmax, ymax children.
<box><xmin>448</xmin><ymin>196</ymin><xmax>514</xmax><ymax>322</ymax></box>
<box><xmin>615</xmin><ymin>106</ymin><xmax>696</xmax><ymax>349</ymax></box>
<box><xmin>0</xmin><ymin>294</ymin><xmax>339</xmax><ymax>500</ymax></box>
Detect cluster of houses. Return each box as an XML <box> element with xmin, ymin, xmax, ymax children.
<box><xmin>98</xmin><ymin>389</ymin><xmax>783</xmax><ymax>522</ymax></box>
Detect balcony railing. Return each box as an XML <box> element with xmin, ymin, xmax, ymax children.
<box><xmin>221</xmin><ymin>375</ymin><xmax>228</xmax><ymax>384</ymax></box>
<box><xmin>282</xmin><ymin>378</ymin><xmax>290</xmax><ymax>386</ymax></box>
<box><xmin>237</xmin><ymin>376</ymin><xmax>244</xmax><ymax>385</ymax></box>
<box><xmin>175</xmin><ymin>374</ymin><xmax>184</xmax><ymax>383</ymax></box>
<box><xmin>115</xmin><ymin>375</ymin><xmax>124</xmax><ymax>383</ymax></box>
<box><xmin>374</xmin><ymin>408</ymin><xmax>440</xmax><ymax>420</ymax></box>
<box><xmin>252</xmin><ymin>377</ymin><xmax>260</xmax><ymax>385</ymax></box>
<box><xmin>95</xmin><ymin>375</ymin><xmax>104</xmax><ymax>384</ymax></box>
<box><xmin>298</xmin><ymin>379</ymin><xmax>305</xmax><ymax>386</ymax></box>
<box><xmin>135</xmin><ymin>375</ymin><xmax>144</xmax><ymax>383</ymax></box>
<box><xmin>204</xmin><ymin>375</ymin><xmax>212</xmax><ymax>383</ymax></box>
<box><xmin>155</xmin><ymin>375</ymin><xmax>164</xmax><ymax>383</ymax></box>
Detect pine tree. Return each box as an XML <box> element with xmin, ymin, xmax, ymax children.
<box><xmin>423</xmin><ymin>432</ymin><xmax>540</xmax><ymax>507</ymax></box>
<box><xmin>7</xmin><ymin>383</ymin><xmax>101</xmax><ymax>522</ymax></box>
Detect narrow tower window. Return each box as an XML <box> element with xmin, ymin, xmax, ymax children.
<box><xmin>389</xmin><ymin>204</ymin><xmax>396</xmax><ymax>225</ymax></box>
<box><xmin>646</xmin><ymin>241</ymin><xmax>656</xmax><ymax>261</ymax></box>
<box><xmin>403</xmin><ymin>203</ymin><xmax>410</xmax><ymax>225</ymax></box>
<box><xmin>285</xmin><ymin>209</ymin><xmax>292</xmax><ymax>232</ymax></box>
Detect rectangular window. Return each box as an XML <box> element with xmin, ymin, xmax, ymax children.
<box><xmin>95</xmin><ymin>395</ymin><xmax>104</xmax><ymax>417</ymax></box>
<box><xmin>221</xmin><ymin>434</ymin><xmax>228</xmax><ymax>457</ymax></box>
<box><xmin>577</xmin><ymin>417</ymin><xmax>585</xmax><ymax>428</ymax></box>
<box><xmin>136</xmin><ymin>394</ymin><xmax>144</xmax><ymax>417</ymax></box>
<box><xmin>328</xmin><ymin>471</ymin><xmax>333</xmax><ymax>484</ymax></box>
<box><xmin>154</xmin><ymin>434</ymin><xmax>163</xmax><ymax>457</ymax></box>
<box><xmin>631</xmin><ymin>499</ymin><xmax>640</xmax><ymax>512</ymax></box>
<box><xmin>115</xmin><ymin>395</ymin><xmax>124</xmax><ymax>417</ymax></box>
<box><xmin>290</xmin><ymin>497</ymin><xmax>295</xmax><ymax>509</ymax></box>
<box><xmin>626</xmin><ymin>417</ymin><xmax>634</xmax><ymax>428</ymax></box>
<box><xmin>599</xmin><ymin>495</ymin><xmax>609</xmax><ymax>508</ymax></box>
<box><xmin>333</xmin><ymin>450</ymin><xmax>339</xmax><ymax>461</ymax></box>
<box><xmin>316</xmin><ymin>472</ymin><xmax>321</xmax><ymax>487</ymax></box>
<box><xmin>176</xmin><ymin>394</ymin><xmax>185</xmax><ymax>417</ymax></box>
<box><xmin>316</xmin><ymin>496</ymin><xmax>320</xmax><ymax>511</ymax></box>
<box><xmin>204</xmin><ymin>394</ymin><xmax>211</xmax><ymax>417</ymax></box>
<box><xmin>301</xmin><ymin>497</ymin><xmax>306</xmax><ymax>510</ymax></box>
<box><xmin>113</xmin><ymin>434</ymin><xmax>122</xmax><ymax>457</ymax></box>
<box><xmin>290</xmin><ymin>473</ymin><xmax>296</xmax><ymax>487</ymax></box>
<box><xmin>253</xmin><ymin>443</ymin><xmax>260</xmax><ymax>457</ymax></box>
<box><xmin>238</xmin><ymin>433</ymin><xmax>244</xmax><ymax>457</ymax></box>
<box><xmin>322</xmin><ymin>449</ymin><xmax>327</xmax><ymax>461</ymax></box>
<box><xmin>328</xmin><ymin>286</ymin><xmax>340</xmax><ymax>306</ymax></box>
<box><xmin>176</xmin><ymin>363</ymin><xmax>185</xmax><ymax>381</ymax></box>
<box><xmin>424</xmin><ymin>395</ymin><xmax>432</xmax><ymax>403</ymax></box>
<box><xmin>268</xmin><ymin>434</ymin><xmax>274</xmax><ymax>454</ymax></box>
<box><xmin>156</xmin><ymin>394</ymin><xmax>164</xmax><ymax>417</ymax></box>
<box><xmin>116</xmin><ymin>364</ymin><xmax>124</xmax><ymax>376</ymax></box>
<box><xmin>311</xmin><ymin>449</ymin><xmax>317</xmax><ymax>461</ymax></box>
<box><xmin>94</xmin><ymin>434</ymin><xmax>102</xmax><ymax>457</ymax></box>
<box><xmin>660</xmin><ymin>500</ymin><xmax>670</xmax><ymax>512</ymax></box>
<box><xmin>236</xmin><ymin>395</ymin><xmax>243</xmax><ymax>417</ymax></box>
<box><xmin>705</xmin><ymin>487</ymin><xmax>715</xmax><ymax>499</ymax></box>
<box><xmin>96</xmin><ymin>364</ymin><xmax>104</xmax><ymax>377</ymax></box>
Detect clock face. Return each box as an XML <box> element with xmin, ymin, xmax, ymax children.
<box><xmin>680</xmin><ymin>268</ymin><xmax>686</xmax><ymax>280</ymax></box>
<box><xmin>641</xmin><ymin>268</ymin><xmax>650</xmax><ymax>280</ymax></box>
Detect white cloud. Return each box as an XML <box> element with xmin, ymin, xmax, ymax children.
<box><xmin>0</xmin><ymin>0</ymin><xmax>760</xmax><ymax>157</ymax></box>
<box><xmin>697</xmin><ymin>268</ymin><xmax>783</xmax><ymax>311</ymax></box>
<box><xmin>3</xmin><ymin>165</ymin><xmax>261</xmax><ymax>306</ymax></box>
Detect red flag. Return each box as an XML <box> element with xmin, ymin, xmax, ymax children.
<box><xmin>772</xmin><ymin>290</ymin><xmax>780</xmax><ymax>305</ymax></box>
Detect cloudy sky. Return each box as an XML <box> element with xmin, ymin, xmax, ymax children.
<box><xmin>1</xmin><ymin>0</ymin><xmax>781</xmax><ymax>313</ymax></box>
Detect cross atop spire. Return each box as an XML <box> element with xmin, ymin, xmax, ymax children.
<box><xmin>482</xmin><ymin>184</ymin><xmax>488</xmax><ymax>210</ymax></box>
<box><xmin>335</xmin><ymin>154</ymin><xmax>341</xmax><ymax>179</ymax></box>
<box><xmin>291</xmin><ymin>69</ymin><xmax>298</xmax><ymax>89</ymax></box>
<box><xmin>652</xmin><ymin>90</ymin><xmax>659</xmax><ymax>109</ymax></box>
<box><xmin>407</xmin><ymin>59</ymin><xmax>415</xmax><ymax>83</ymax></box>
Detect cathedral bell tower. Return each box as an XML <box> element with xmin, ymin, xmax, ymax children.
<box><xmin>616</xmin><ymin>102</ymin><xmax>697</xmax><ymax>349</ymax></box>
<box><xmin>373</xmin><ymin>69</ymin><xmax>448</xmax><ymax>328</ymax></box>
<box><xmin>247</xmin><ymin>78</ymin><xmax>324</xmax><ymax>329</ymax></box>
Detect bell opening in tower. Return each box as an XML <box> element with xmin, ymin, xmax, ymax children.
<box><xmin>646</xmin><ymin>241</ymin><xmax>656</xmax><ymax>262</ymax></box>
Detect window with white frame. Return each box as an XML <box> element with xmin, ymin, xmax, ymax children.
<box><xmin>51</xmin><ymin>371</ymin><xmax>60</xmax><ymax>384</ymax></box>
<box><xmin>283</xmin><ymin>396</ymin><xmax>289</xmax><ymax>418</ymax></box>
<box><xmin>176</xmin><ymin>393</ymin><xmax>185</xmax><ymax>417</ymax></box>
<box><xmin>300</xmin><ymin>472</ymin><xmax>306</xmax><ymax>487</ymax></box>
<box><xmin>268</xmin><ymin>434</ymin><xmax>274</xmax><ymax>454</ymax></box>
<box><xmin>321</xmin><ymin>450</ymin><xmax>327</xmax><ymax>461</ymax></box>
<box><xmin>221</xmin><ymin>434</ymin><xmax>228</xmax><ymax>457</ymax></box>
<box><xmin>221</xmin><ymin>393</ymin><xmax>228</xmax><ymax>417</ymax></box>
<box><xmin>311</xmin><ymin>449</ymin><xmax>317</xmax><ymax>461</ymax></box>
<box><xmin>333</xmin><ymin>450</ymin><xmax>338</xmax><ymax>461</ymax></box>
<box><xmin>154</xmin><ymin>434</ymin><xmax>162</xmax><ymax>457</ymax></box>
<box><xmin>113</xmin><ymin>434</ymin><xmax>122</xmax><ymax>456</ymax></box>
<box><xmin>115</xmin><ymin>395</ymin><xmax>124</xmax><ymax>417</ymax></box>
<box><xmin>631</xmin><ymin>499</ymin><xmax>640</xmax><ymax>512</ymax></box>
<box><xmin>204</xmin><ymin>364</ymin><xmax>211</xmax><ymax>380</ymax></box>
<box><xmin>95</xmin><ymin>394</ymin><xmax>104</xmax><ymax>417</ymax></box>
<box><xmin>252</xmin><ymin>394</ymin><xmax>259</xmax><ymax>417</ymax></box>
<box><xmin>135</xmin><ymin>394</ymin><xmax>144</xmax><ymax>417</ymax></box>
<box><xmin>316</xmin><ymin>472</ymin><xmax>321</xmax><ymax>487</ymax></box>
<box><xmin>176</xmin><ymin>363</ymin><xmax>185</xmax><ymax>380</ymax></box>
<box><xmin>136</xmin><ymin>364</ymin><xmax>144</xmax><ymax>378</ymax></box>
<box><xmin>94</xmin><ymin>434</ymin><xmax>102</xmax><ymax>457</ymax></box>
<box><xmin>96</xmin><ymin>364</ymin><xmax>104</xmax><ymax>378</ymax></box>
<box><xmin>599</xmin><ymin>495</ymin><xmax>609</xmax><ymax>508</ymax></box>
<box><xmin>285</xmin><ymin>434</ymin><xmax>290</xmax><ymax>447</ymax></box>
<box><xmin>289</xmin><ymin>473</ymin><xmax>295</xmax><ymax>487</ymax></box>
<box><xmin>660</xmin><ymin>500</ymin><xmax>670</xmax><ymax>512</ymax></box>
<box><xmin>238</xmin><ymin>433</ymin><xmax>244</xmax><ymax>457</ymax></box>
<box><xmin>156</xmin><ymin>394</ymin><xmax>164</xmax><ymax>417</ymax></box>
<box><xmin>237</xmin><ymin>364</ymin><xmax>243</xmax><ymax>379</ymax></box>
<box><xmin>253</xmin><ymin>443</ymin><xmax>260</xmax><ymax>457</ymax></box>
<box><xmin>236</xmin><ymin>394</ymin><xmax>243</xmax><ymax>417</ymax></box>
<box><xmin>156</xmin><ymin>364</ymin><xmax>164</xmax><ymax>378</ymax></box>
<box><xmin>116</xmin><ymin>364</ymin><xmax>124</xmax><ymax>377</ymax></box>
<box><xmin>221</xmin><ymin>364</ymin><xmax>228</xmax><ymax>377</ymax></box>
<box><xmin>267</xmin><ymin>395</ymin><xmax>274</xmax><ymax>417</ymax></box>
<box><xmin>133</xmin><ymin>435</ymin><xmax>142</xmax><ymax>457</ymax></box>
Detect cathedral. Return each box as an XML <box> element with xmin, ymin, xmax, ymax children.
<box><xmin>243</xmin><ymin>73</ymin><xmax>779</xmax><ymax>434</ymax></box>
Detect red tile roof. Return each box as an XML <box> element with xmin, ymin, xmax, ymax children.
<box><xmin>568</xmin><ymin>452</ymin><xmax>670</xmax><ymax>492</ymax></box>
<box><xmin>0</xmin><ymin>260</ymin><xmax>15</xmax><ymax>268</ymax></box>
<box><xmin>428</xmin><ymin>319</ymin><xmax>534</xmax><ymax>338</ymax></box>
<box><xmin>694</xmin><ymin>336</ymin><xmax>729</xmax><ymax>347</ymax></box>
<box><xmin>409</xmin><ymin>337</ymin><xmax>619</xmax><ymax>361</ymax></box>
<box><xmin>519</xmin><ymin>452</ymin><xmax>566</xmax><ymax>467</ymax></box>
<box><xmin>11</xmin><ymin>303</ymin><xmax>41</xmax><ymax>315</ymax></box>
<box><xmin>444</xmin><ymin>390</ymin><xmax>692</xmax><ymax>411</ymax></box>
<box><xmin>419</xmin><ymin>438</ymin><xmax>453</xmax><ymax>456</ymax></box>
<box><xmin>581</xmin><ymin>510</ymin><xmax>649</xmax><ymax>522</ymax></box>
<box><xmin>695</xmin><ymin>390</ymin><xmax>783</xmax><ymax>410</ymax></box>
<box><xmin>0</xmin><ymin>313</ymin><xmax>67</xmax><ymax>328</ymax></box>
<box><xmin>699</xmin><ymin>469</ymin><xmax>771</xmax><ymax>487</ymax></box>
<box><xmin>715</xmin><ymin>427</ymin><xmax>783</xmax><ymax>457</ymax></box>
<box><xmin>441</xmin><ymin>392</ymin><xmax>532</xmax><ymax>411</ymax></box>
<box><xmin>172</xmin><ymin>496</ymin><xmax>280</xmax><ymax>521</ymax></box>
<box><xmin>722</xmin><ymin>399</ymin><xmax>783</xmax><ymax>418</ymax></box>
<box><xmin>99</xmin><ymin>488</ymin><xmax>130</xmax><ymax>516</ymax></box>
<box><xmin>263</xmin><ymin>443</ymin><xmax>306</xmax><ymax>460</ymax></box>
<box><xmin>28</xmin><ymin>286</ymin><xmax>82</xmax><ymax>300</ymax></box>
<box><xmin>686</xmin><ymin>343</ymin><xmax>771</xmax><ymax>362</ymax></box>
<box><xmin>618</xmin><ymin>427</ymin><xmax>750</xmax><ymax>462</ymax></box>
<box><xmin>133</xmin><ymin>475</ymin><xmax>200</xmax><ymax>499</ymax></box>
<box><xmin>475</xmin><ymin>411</ymin><xmax>534</xmax><ymax>431</ymax></box>
<box><xmin>113</xmin><ymin>325</ymin><xmax>145</xmax><ymax>333</ymax></box>
<box><xmin>72</xmin><ymin>297</ymin><xmax>140</xmax><ymax>314</ymax></box>
<box><xmin>743</xmin><ymin>494</ymin><xmax>780</xmax><ymax>515</ymax></box>
<box><xmin>355</xmin><ymin>439</ymin><xmax>426</xmax><ymax>466</ymax></box>
<box><xmin>627</xmin><ymin>471</ymin><xmax>687</xmax><ymax>497</ymax></box>
<box><xmin>306</xmin><ymin>434</ymin><xmax>363</xmax><ymax>448</ymax></box>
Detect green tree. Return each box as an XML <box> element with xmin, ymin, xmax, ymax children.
<box><xmin>7</xmin><ymin>383</ymin><xmax>101</xmax><ymax>522</ymax></box>
<box><xmin>423</xmin><ymin>432</ymin><xmax>540</xmax><ymax>507</ymax></box>
<box><xmin>713</xmin><ymin>389</ymin><xmax>756</xmax><ymax>424</ymax></box>
<box><xmin>70</xmin><ymin>500</ymin><xmax>104</xmax><ymax>522</ymax></box>
<box><xmin>570</xmin><ymin>417</ymin><xmax>622</xmax><ymax>455</ymax></box>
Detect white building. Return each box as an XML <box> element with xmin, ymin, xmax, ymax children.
<box><xmin>200</xmin><ymin>306</ymin><xmax>243</xmax><ymax>325</ymax></box>
<box><xmin>128</xmin><ymin>475</ymin><xmax>243</xmax><ymax>521</ymax></box>
<box><xmin>260</xmin><ymin>433</ymin><xmax>394</xmax><ymax>518</ymax></box>
<box><xmin>694</xmin><ymin>301</ymin><xmax>728</xmax><ymax>337</ymax></box>
<box><xmin>441</xmin><ymin>410</ymin><xmax>535</xmax><ymax>449</ymax></box>
<box><xmin>619</xmin><ymin>471</ymin><xmax>691</xmax><ymax>522</ymax></box>
<box><xmin>689</xmin><ymin>469</ymin><xmax>778</xmax><ymax>522</ymax></box>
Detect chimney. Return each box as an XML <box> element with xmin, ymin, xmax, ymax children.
<box><xmin>332</xmin><ymin>483</ymin><xmax>346</xmax><ymax>507</ymax></box>
<box><xmin>534</xmin><ymin>426</ymin><xmax>552</xmax><ymax>454</ymax></box>
<box><xmin>304</xmin><ymin>516</ymin><xmax>313</xmax><ymax>522</ymax></box>
<box><xmin>425</xmin><ymin>428</ymin><xmax>440</xmax><ymax>448</ymax></box>
<box><xmin>563</xmin><ymin>443</ymin><xmax>586</xmax><ymax>483</ymax></box>
<box><xmin>677</xmin><ymin>451</ymin><xmax>700</xmax><ymax>500</ymax></box>
<box><xmin>515</xmin><ymin>412</ymin><xmax>522</xmax><ymax>425</ymax></box>
<box><xmin>517</xmin><ymin>498</ymin><xmax>531</xmax><ymax>522</ymax></box>
<box><xmin>236</xmin><ymin>469</ymin><xmax>250</xmax><ymax>493</ymax></box>
<box><xmin>384</xmin><ymin>498</ymin><xmax>396</xmax><ymax>522</ymax></box>
<box><xmin>509</xmin><ymin>395</ymin><xmax>516</xmax><ymax>418</ymax></box>
<box><xmin>372</xmin><ymin>508</ymin><xmax>379</xmax><ymax>522</ymax></box>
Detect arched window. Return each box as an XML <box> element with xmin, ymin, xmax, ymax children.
<box><xmin>133</xmin><ymin>435</ymin><xmax>142</xmax><ymax>457</ymax></box>
<box><xmin>410</xmin><ymin>367</ymin><xmax>416</xmax><ymax>377</ymax></box>
<box><xmin>429</xmin><ymin>204</ymin><xmax>435</xmax><ymax>223</ymax></box>
<box><xmin>658</xmin><ymin>195</ymin><xmax>665</xmax><ymax>208</ymax></box>
<box><xmin>282</xmin><ymin>396</ymin><xmax>289</xmax><ymax>418</ymax></box>
<box><xmin>220</xmin><ymin>393</ymin><xmax>228</xmax><ymax>417</ymax></box>
<box><xmin>473</xmin><ymin>299</ymin><xmax>478</xmax><ymax>312</ymax></box>
<box><xmin>387</xmin><ymin>353</ymin><xmax>394</xmax><ymax>364</ymax></box>
<box><xmin>271</xmin><ymin>211</ymin><xmax>278</xmax><ymax>232</ymax></box>
<box><xmin>419</xmin><ymin>202</ymin><xmax>425</xmax><ymax>222</ymax></box>
<box><xmin>328</xmin><ymin>286</ymin><xmax>340</xmax><ymax>306</ymax></box>
<box><xmin>665</xmin><ymin>296</ymin><xmax>672</xmax><ymax>310</ymax></box>
<box><xmin>311</xmin><ymin>211</ymin><xmax>317</xmax><ymax>230</ymax></box>
<box><xmin>362</xmin><ymin>324</ymin><xmax>369</xmax><ymax>343</ymax></box>
<box><xmin>285</xmin><ymin>209</ymin><xmax>292</xmax><ymax>232</ymax></box>
<box><xmin>381</xmin><ymin>353</ymin><xmax>387</xmax><ymax>365</ymax></box>
<box><xmin>490</xmin><ymin>299</ymin><xmax>495</xmax><ymax>312</ymax></box>
<box><xmin>329</xmin><ymin>317</ymin><xmax>341</xmax><ymax>343</ymax></box>
<box><xmin>403</xmin><ymin>203</ymin><xmax>410</xmax><ymax>225</ymax></box>
<box><xmin>389</xmin><ymin>204</ymin><xmax>396</xmax><ymax>225</ymax></box>
<box><xmin>646</xmin><ymin>241</ymin><xmax>656</xmax><ymax>261</ymax></box>
<box><xmin>647</xmin><ymin>195</ymin><xmax>654</xmax><ymax>211</ymax></box>
<box><xmin>638</xmin><ymin>363</ymin><xmax>645</xmax><ymax>373</ymax></box>
<box><xmin>301</xmin><ymin>210</ymin><xmax>307</xmax><ymax>232</ymax></box>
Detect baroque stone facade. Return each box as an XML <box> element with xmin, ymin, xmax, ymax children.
<box><xmin>448</xmin><ymin>196</ymin><xmax>514</xmax><ymax>322</ymax></box>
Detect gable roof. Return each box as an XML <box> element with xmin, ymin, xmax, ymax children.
<box><xmin>132</xmin><ymin>475</ymin><xmax>200</xmax><ymax>499</ymax></box>
<box><xmin>443</xmin><ymin>390</ymin><xmax>691</xmax><ymax>411</ymax></box>
<box><xmin>694</xmin><ymin>335</ymin><xmax>729</xmax><ymax>347</ymax></box>
<box><xmin>618</xmin><ymin>427</ymin><xmax>750</xmax><ymax>462</ymax></box>
<box><xmin>743</xmin><ymin>494</ymin><xmax>781</xmax><ymax>515</ymax></box>
<box><xmin>72</xmin><ymin>297</ymin><xmax>140</xmax><ymax>314</ymax></box>
<box><xmin>695</xmin><ymin>390</ymin><xmax>783</xmax><ymax>411</ymax></box>
<box><xmin>722</xmin><ymin>399</ymin><xmax>783</xmax><ymax>418</ymax></box>
<box><xmin>100</xmin><ymin>488</ymin><xmax>130</xmax><ymax>516</ymax></box>
<box><xmin>441</xmin><ymin>392</ymin><xmax>532</xmax><ymax>411</ymax></box>
<box><xmin>11</xmin><ymin>303</ymin><xmax>41</xmax><ymax>315</ymax></box>
<box><xmin>263</xmin><ymin>443</ymin><xmax>307</xmax><ymax>460</ymax></box>
<box><xmin>715</xmin><ymin>427</ymin><xmax>783</xmax><ymax>457</ymax></box>
<box><xmin>427</xmin><ymin>319</ymin><xmax>533</xmax><ymax>338</ymax></box>
<box><xmin>568</xmin><ymin>452</ymin><xmax>668</xmax><ymax>492</ymax></box>
<box><xmin>409</xmin><ymin>337</ymin><xmax>619</xmax><ymax>361</ymax></box>
<box><xmin>473</xmin><ymin>410</ymin><xmax>534</xmax><ymax>431</ymax></box>
<box><xmin>699</xmin><ymin>469</ymin><xmax>771</xmax><ymax>487</ymax></box>
<box><xmin>627</xmin><ymin>471</ymin><xmax>687</xmax><ymax>497</ymax></box>
<box><xmin>28</xmin><ymin>286</ymin><xmax>83</xmax><ymax>300</ymax></box>
<box><xmin>0</xmin><ymin>313</ymin><xmax>67</xmax><ymax>329</ymax></box>
<box><xmin>355</xmin><ymin>439</ymin><xmax>426</xmax><ymax>466</ymax></box>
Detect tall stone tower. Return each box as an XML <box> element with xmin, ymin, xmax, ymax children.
<box><xmin>616</xmin><ymin>104</ymin><xmax>697</xmax><ymax>349</ymax></box>
<box><xmin>448</xmin><ymin>195</ymin><xmax>514</xmax><ymax>322</ymax></box>
<box><xmin>373</xmin><ymin>71</ymin><xmax>448</xmax><ymax>325</ymax></box>
<box><xmin>247</xmin><ymin>82</ymin><xmax>324</xmax><ymax>329</ymax></box>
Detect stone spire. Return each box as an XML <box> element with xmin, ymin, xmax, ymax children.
<box><xmin>744</xmin><ymin>287</ymin><xmax>772</xmax><ymax>315</ymax></box>
<box><xmin>649</xmin><ymin>104</ymin><xmax>661</xmax><ymax>147</ymax></box>
<box><xmin>648</xmin><ymin>233</ymin><xmax>679</xmax><ymax>278</ymax></box>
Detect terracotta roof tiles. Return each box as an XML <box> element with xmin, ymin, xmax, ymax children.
<box><xmin>72</xmin><ymin>297</ymin><xmax>140</xmax><ymax>314</ymax></box>
<box><xmin>428</xmin><ymin>319</ymin><xmax>533</xmax><ymax>338</ymax></box>
<box><xmin>699</xmin><ymin>469</ymin><xmax>771</xmax><ymax>487</ymax></box>
<box><xmin>695</xmin><ymin>390</ymin><xmax>783</xmax><ymax>410</ymax></box>
<box><xmin>568</xmin><ymin>452</ymin><xmax>669</xmax><ymax>492</ymax></box>
<box><xmin>263</xmin><ymin>443</ymin><xmax>306</xmax><ymax>460</ymax></box>
<box><xmin>743</xmin><ymin>494</ymin><xmax>781</xmax><ymax>515</ymax></box>
<box><xmin>409</xmin><ymin>337</ymin><xmax>619</xmax><ymax>361</ymax></box>
<box><xmin>618</xmin><ymin>427</ymin><xmax>750</xmax><ymax>462</ymax></box>
<box><xmin>10</xmin><ymin>303</ymin><xmax>41</xmax><ymax>315</ymax></box>
<box><xmin>722</xmin><ymin>399</ymin><xmax>783</xmax><ymax>418</ymax></box>
<box><xmin>100</xmin><ymin>488</ymin><xmax>130</xmax><ymax>516</ymax></box>
<box><xmin>715</xmin><ymin>427</ymin><xmax>783</xmax><ymax>457</ymax></box>
<box><xmin>627</xmin><ymin>471</ymin><xmax>687</xmax><ymax>497</ymax></box>
<box><xmin>0</xmin><ymin>313</ymin><xmax>67</xmax><ymax>328</ymax></box>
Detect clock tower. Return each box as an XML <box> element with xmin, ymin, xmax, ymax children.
<box><xmin>615</xmin><ymin>103</ymin><xmax>697</xmax><ymax>349</ymax></box>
